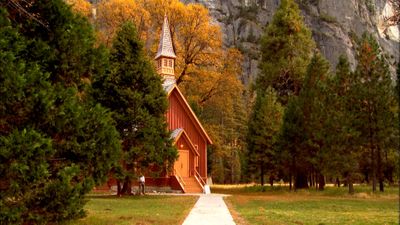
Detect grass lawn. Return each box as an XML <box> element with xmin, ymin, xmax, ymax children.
<box><xmin>66</xmin><ymin>195</ymin><xmax>198</xmax><ymax>225</ymax></box>
<box><xmin>213</xmin><ymin>185</ymin><xmax>399</xmax><ymax>225</ymax></box>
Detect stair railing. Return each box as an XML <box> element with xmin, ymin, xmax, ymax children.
<box><xmin>174</xmin><ymin>169</ymin><xmax>186</xmax><ymax>189</ymax></box>
<box><xmin>194</xmin><ymin>170</ymin><xmax>206</xmax><ymax>189</ymax></box>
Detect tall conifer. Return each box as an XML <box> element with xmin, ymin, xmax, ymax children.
<box><xmin>257</xmin><ymin>0</ymin><xmax>315</xmax><ymax>104</ymax></box>
<box><xmin>0</xmin><ymin>3</ymin><xmax>121</xmax><ymax>223</ymax></box>
<box><xmin>277</xmin><ymin>96</ymin><xmax>305</xmax><ymax>189</ymax></box>
<box><xmin>247</xmin><ymin>87</ymin><xmax>283</xmax><ymax>186</ymax></box>
<box><xmin>92</xmin><ymin>22</ymin><xmax>177</xmax><ymax>195</ymax></box>
<box><xmin>325</xmin><ymin>56</ymin><xmax>360</xmax><ymax>194</ymax></box>
<box><xmin>277</xmin><ymin>53</ymin><xmax>330</xmax><ymax>189</ymax></box>
<box><xmin>351</xmin><ymin>34</ymin><xmax>397</xmax><ymax>192</ymax></box>
<box><xmin>299</xmin><ymin>53</ymin><xmax>330</xmax><ymax>190</ymax></box>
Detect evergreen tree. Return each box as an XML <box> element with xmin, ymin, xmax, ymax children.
<box><xmin>277</xmin><ymin>53</ymin><xmax>330</xmax><ymax>190</ymax></box>
<box><xmin>2</xmin><ymin>0</ymin><xmax>102</xmax><ymax>88</ymax></box>
<box><xmin>247</xmin><ymin>87</ymin><xmax>283</xmax><ymax>186</ymax></box>
<box><xmin>92</xmin><ymin>22</ymin><xmax>177</xmax><ymax>195</ymax></box>
<box><xmin>0</xmin><ymin>5</ymin><xmax>121</xmax><ymax>224</ymax></box>
<box><xmin>251</xmin><ymin>0</ymin><xmax>316</xmax><ymax>189</ymax></box>
<box><xmin>277</xmin><ymin>96</ymin><xmax>305</xmax><ymax>190</ymax></box>
<box><xmin>397</xmin><ymin>62</ymin><xmax>400</xmax><ymax>102</ymax></box>
<box><xmin>351</xmin><ymin>34</ymin><xmax>397</xmax><ymax>192</ymax></box>
<box><xmin>257</xmin><ymin>0</ymin><xmax>315</xmax><ymax>104</ymax></box>
<box><xmin>325</xmin><ymin>56</ymin><xmax>360</xmax><ymax>194</ymax></box>
<box><xmin>395</xmin><ymin>63</ymin><xmax>400</xmax><ymax>185</ymax></box>
<box><xmin>0</xmin><ymin>12</ymin><xmax>53</xmax><ymax>223</ymax></box>
<box><xmin>299</xmin><ymin>53</ymin><xmax>331</xmax><ymax>190</ymax></box>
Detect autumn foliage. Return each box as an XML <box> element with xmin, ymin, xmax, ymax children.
<box><xmin>92</xmin><ymin>0</ymin><xmax>223</xmax><ymax>87</ymax></box>
<box><xmin>67</xmin><ymin>0</ymin><xmax>247</xmax><ymax>183</ymax></box>
<box><xmin>65</xmin><ymin>0</ymin><xmax>91</xmax><ymax>17</ymax></box>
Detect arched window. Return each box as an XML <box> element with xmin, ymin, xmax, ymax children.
<box><xmin>169</xmin><ymin>59</ymin><xmax>172</xmax><ymax>67</ymax></box>
<box><xmin>164</xmin><ymin>59</ymin><xmax>167</xmax><ymax>67</ymax></box>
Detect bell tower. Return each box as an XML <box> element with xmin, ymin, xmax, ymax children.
<box><xmin>155</xmin><ymin>16</ymin><xmax>176</xmax><ymax>84</ymax></box>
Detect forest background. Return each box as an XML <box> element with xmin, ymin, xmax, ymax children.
<box><xmin>68</xmin><ymin>0</ymin><xmax>399</xmax><ymax>187</ymax></box>
<box><xmin>66</xmin><ymin>0</ymin><xmax>399</xmax><ymax>188</ymax></box>
<box><xmin>0</xmin><ymin>0</ymin><xmax>398</xmax><ymax>224</ymax></box>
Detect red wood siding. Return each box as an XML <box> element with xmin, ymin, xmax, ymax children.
<box><xmin>144</xmin><ymin>177</ymin><xmax>170</xmax><ymax>186</ymax></box>
<box><xmin>167</xmin><ymin>90</ymin><xmax>207</xmax><ymax>178</ymax></box>
<box><xmin>169</xmin><ymin>176</ymin><xmax>184</xmax><ymax>191</ymax></box>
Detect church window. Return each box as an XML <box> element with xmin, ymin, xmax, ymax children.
<box><xmin>169</xmin><ymin>59</ymin><xmax>172</xmax><ymax>67</ymax></box>
<box><xmin>164</xmin><ymin>59</ymin><xmax>167</xmax><ymax>66</ymax></box>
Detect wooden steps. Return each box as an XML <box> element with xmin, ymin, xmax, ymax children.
<box><xmin>182</xmin><ymin>177</ymin><xmax>203</xmax><ymax>193</ymax></box>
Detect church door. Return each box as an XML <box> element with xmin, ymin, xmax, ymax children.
<box><xmin>174</xmin><ymin>150</ymin><xmax>189</xmax><ymax>177</ymax></box>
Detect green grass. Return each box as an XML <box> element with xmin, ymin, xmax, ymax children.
<box><xmin>214</xmin><ymin>185</ymin><xmax>399</xmax><ymax>225</ymax></box>
<box><xmin>212</xmin><ymin>184</ymin><xmax>399</xmax><ymax>196</ymax></box>
<box><xmin>66</xmin><ymin>195</ymin><xmax>198</xmax><ymax>225</ymax></box>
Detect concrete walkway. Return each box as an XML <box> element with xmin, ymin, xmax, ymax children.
<box><xmin>182</xmin><ymin>194</ymin><xmax>236</xmax><ymax>225</ymax></box>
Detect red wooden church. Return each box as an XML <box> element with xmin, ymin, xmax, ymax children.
<box><xmin>147</xmin><ymin>16</ymin><xmax>213</xmax><ymax>193</ymax></box>
<box><xmin>99</xmin><ymin>17</ymin><xmax>211</xmax><ymax>193</ymax></box>
<box><xmin>98</xmin><ymin>16</ymin><xmax>213</xmax><ymax>194</ymax></box>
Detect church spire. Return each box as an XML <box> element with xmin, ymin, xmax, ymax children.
<box><xmin>155</xmin><ymin>15</ymin><xmax>176</xmax><ymax>83</ymax></box>
<box><xmin>155</xmin><ymin>16</ymin><xmax>176</xmax><ymax>59</ymax></box>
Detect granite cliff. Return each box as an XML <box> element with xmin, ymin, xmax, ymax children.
<box><xmin>183</xmin><ymin>0</ymin><xmax>399</xmax><ymax>83</ymax></box>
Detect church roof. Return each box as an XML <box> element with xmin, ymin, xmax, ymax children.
<box><xmin>170</xmin><ymin>128</ymin><xmax>184</xmax><ymax>140</ymax></box>
<box><xmin>163</xmin><ymin>82</ymin><xmax>175</xmax><ymax>93</ymax></box>
<box><xmin>170</xmin><ymin>128</ymin><xmax>200</xmax><ymax>156</ymax></box>
<box><xmin>164</xmin><ymin>84</ymin><xmax>213</xmax><ymax>145</ymax></box>
<box><xmin>155</xmin><ymin>16</ymin><xmax>176</xmax><ymax>59</ymax></box>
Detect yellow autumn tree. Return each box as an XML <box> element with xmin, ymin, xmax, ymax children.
<box><xmin>96</xmin><ymin>0</ymin><xmax>150</xmax><ymax>46</ymax></box>
<box><xmin>188</xmin><ymin>48</ymin><xmax>247</xmax><ymax>184</ymax></box>
<box><xmin>136</xmin><ymin>0</ymin><xmax>186</xmax><ymax>41</ymax></box>
<box><xmin>85</xmin><ymin>0</ymin><xmax>248</xmax><ymax>183</ymax></box>
<box><xmin>175</xmin><ymin>4</ymin><xmax>222</xmax><ymax>84</ymax></box>
<box><xmin>65</xmin><ymin>0</ymin><xmax>92</xmax><ymax>17</ymax></box>
<box><xmin>137</xmin><ymin>0</ymin><xmax>222</xmax><ymax>85</ymax></box>
<box><xmin>92</xmin><ymin>0</ymin><xmax>222</xmax><ymax>86</ymax></box>
<box><xmin>182</xmin><ymin>48</ymin><xmax>243</xmax><ymax>108</ymax></box>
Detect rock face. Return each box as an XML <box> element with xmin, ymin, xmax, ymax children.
<box><xmin>183</xmin><ymin>0</ymin><xmax>399</xmax><ymax>83</ymax></box>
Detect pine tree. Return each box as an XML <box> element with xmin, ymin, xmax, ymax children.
<box><xmin>0</xmin><ymin>12</ymin><xmax>53</xmax><ymax>223</ymax></box>
<box><xmin>299</xmin><ymin>53</ymin><xmax>331</xmax><ymax>190</ymax></box>
<box><xmin>92</xmin><ymin>22</ymin><xmax>177</xmax><ymax>195</ymax></box>
<box><xmin>397</xmin><ymin>62</ymin><xmax>400</xmax><ymax>102</ymax></box>
<box><xmin>257</xmin><ymin>0</ymin><xmax>315</xmax><ymax>105</ymax></box>
<box><xmin>395</xmin><ymin>63</ymin><xmax>400</xmax><ymax>186</ymax></box>
<box><xmin>325</xmin><ymin>56</ymin><xmax>360</xmax><ymax>194</ymax></box>
<box><xmin>277</xmin><ymin>53</ymin><xmax>330</xmax><ymax>190</ymax></box>
<box><xmin>351</xmin><ymin>34</ymin><xmax>397</xmax><ymax>192</ymax></box>
<box><xmin>247</xmin><ymin>87</ymin><xmax>283</xmax><ymax>186</ymax></box>
<box><xmin>2</xmin><ymin>0</ymin><xmax>101</xmax><ymax>88</ymax></box>
<box><xmin>0</xmin><ymin>3</ymin><xmax>121</xmax><ymax>224</ymax></box>
<box><xmin>277</xmin><ymin>96</ymin><xmax>305</xmax><ymax>190</ymax></box>
<box><xmin>251</xmin><ymin>0</ymin><xmax>316</xmax><ymax>189</ymax></box>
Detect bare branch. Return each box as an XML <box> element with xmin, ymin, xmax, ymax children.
<box><xmin>385</xmin><ymin>0</ymin><xmax>400</xmax><ymax>25</ymax></box>
<box><xmin>5</xmin><ymin>0</ymin><xmax>49</xmax><ymax>29</ymax></box>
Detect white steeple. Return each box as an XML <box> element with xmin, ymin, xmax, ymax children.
<box><xmin>155</xmin><ymin>16</ymin><xmax>176</xmax><ymax>59</ymax></box>
<box><xmin>155</xmin><ymin>16</ymin><xmax>176</xmax><ymax>85</ymax></box>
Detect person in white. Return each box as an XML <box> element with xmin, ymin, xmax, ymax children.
<box><xmin>139</xmin><ymin>175</ymin><xmax>145</xmax><ymax>195</ymax></box>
